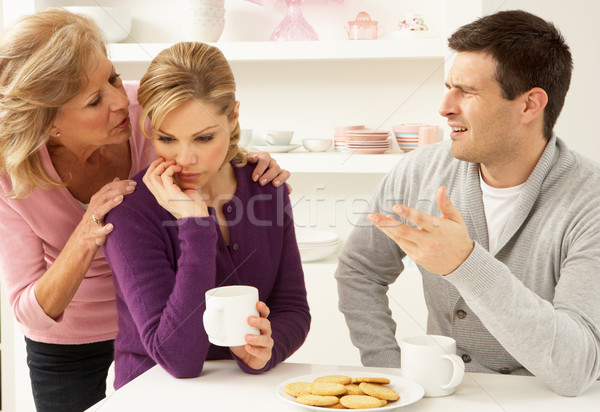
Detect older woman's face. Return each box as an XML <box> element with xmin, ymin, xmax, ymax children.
<box><xmin>51</xmin><ymin>53</ymin><xmax>131</xmax><ymax>153</ymax></box>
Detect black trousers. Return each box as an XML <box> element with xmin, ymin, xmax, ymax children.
<box><xmin>25</xmin><ymin>337</ymin><xmax>114</xmax><ymax>412</ymax></box>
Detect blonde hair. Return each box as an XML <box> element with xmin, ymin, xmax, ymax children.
<box><xmin>0</xmin><ymin>8</ymin><xmax>107</xmax><ymax>198</ymax></box>
<box><xmin>137</xmin><ymin>42</ymin><xmax>247</xmax><ymax>169</ymax></box>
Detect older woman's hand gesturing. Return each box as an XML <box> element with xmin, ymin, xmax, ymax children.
<box><xmin>78</xmin><ymin>177</ymin><xmax>137</xmax><ymax>247</ymax></box>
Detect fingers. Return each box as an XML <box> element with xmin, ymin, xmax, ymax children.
<box><xmin>368</xmin><ymin>213</ymin><xmax>419</xmax><ymax>253</ymax></box>
<box><xmin>392</xmin><ymin>204</ymin><xmax>436</xmax><ymax>232</ymax></box>
<box><xmin>246</xmin><ymin>302</ymin><xmax>273</xmax><ymax>348</ymax></box>
<box><xmin>436</xmin><ymin>186</ymin><xmax>464</xmax><ymax>225</ymax></box>
<box><xmin>256</xmin><ymin>301</ymin><xmax>270</xmax><ymax>318</ymax></box>
<box><xmin>88</xmin><ymin>179</ymin><xmax>137</xmax><ymax>225</ymax></box>
<box><xmin>249</xmin><ymin>152</ymin><xmax>270</xmax><ymax>183</ymax></box>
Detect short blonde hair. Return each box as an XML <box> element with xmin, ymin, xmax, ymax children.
<box><xmin>137</xmin><ymin>42</ymin><xmax>246</xmax><ymax>169</ymax></box>
<box><xmin>0</xmin><ymin>8</ymin><xmax>107</xmax><ymax>198</ymax></box>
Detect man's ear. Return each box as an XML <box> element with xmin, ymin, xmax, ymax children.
<box><xmin>520</xmin><ymin>87</ymin><xmax>548</xmax><ymax>126</ymax></box>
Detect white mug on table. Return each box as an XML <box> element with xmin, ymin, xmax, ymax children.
<box><xmin>400</xmin><ymin>334</ymin><xmax>465</xmax><ymax>397</ymax></box>
<box><xmin>203</xmin><ymin>285</ymin><xmax>260</xmax><ymax>347</ymax></box>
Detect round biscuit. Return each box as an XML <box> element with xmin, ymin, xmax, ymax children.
<box><xmin>358</xmin><ymin>382</ymin><xmax>399</xmax><ymax>401</ymax></box>
<box><xmin>284</xmin><ymin>381</ymin><xmax>312</xmax><ymax>397</ymax></box>
<box><xmin>345</xmin><ymin>383</ymin><xmax>364</xmax><ymax>396</ymax></box>
<box><xmin>296</xmin><ymin>394</ymin><xmax>340</xmax><ymax>407</ymax></box>
<box><xmin>351</xmin><ymin>376</ymin><xmax>391</xmax><ymax>384</ymax></box>
<box><xmin>310</xmin><ymin>382</ymin><xmax>347</xmax><ymax>396</ymax></box>
<box><xmin>314</xmin><ymin>375</ymin><xmax>353</xmax><ymax>385</ymax></box>
<box><xmin>340</xmin><ymin>395</ymin><xmax>382</xmax><ymax>409</ymax></box>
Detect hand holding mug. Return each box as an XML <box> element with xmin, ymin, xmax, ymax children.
<box><xmin>230</xmin><ymin>301</ymin><xmax>273</xmax><ymax>370</ymax></box>
<box><xmin>203</xmin><ymin>286</ymin><xmax>273</xmax><ymax>370</ymax></box>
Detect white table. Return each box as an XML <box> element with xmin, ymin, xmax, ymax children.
<box><xmin>89</xmin><ymin>360</ymin><xmax>600</xmax><ymax>411</ymax></box>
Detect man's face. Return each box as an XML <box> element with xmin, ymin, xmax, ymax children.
<box><xmin>439</xmin><ymin>52</ymin><xmax>522</xmax><ymax>167</ymax></box>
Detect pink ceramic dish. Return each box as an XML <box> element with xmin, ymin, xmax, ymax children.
<box><xmin>345</xmin><ymin>134</ymin><xmax>390</xmax><ymax>142</ymax></box>
<box><xmin>348</xmin><ymin>147</ymin><xmax>389</xmax><ymax>154</ymax></box>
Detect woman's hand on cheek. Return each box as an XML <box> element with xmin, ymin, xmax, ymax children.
<box><xmin>230</xmin><ymin>301</ymin><xmax>273</xmax><ymax>370</ymax></box>
<box><xmin>143</xmin><ymin>158</ymin><xmax>208</xmax><ymax>218</ymax></box>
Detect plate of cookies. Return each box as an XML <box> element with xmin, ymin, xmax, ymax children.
<box><xmin>276</xmin><ymin>372</ymin><xmax>424</xmax><ymax>410</ymax></box>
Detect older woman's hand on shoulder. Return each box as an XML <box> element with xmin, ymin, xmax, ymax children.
<box><xmin>247</xmin><ymin>152</ymin><xmax>291</xmax><ymax>192</ymax></box>
<box><xmin>79</xmin><ymin>177</ymin><xmax>137</xmax><ymax>247</ymax></box>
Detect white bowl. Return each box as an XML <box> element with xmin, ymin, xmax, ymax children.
<box><xmin>239</xmin><ymin>129</ymin><xmax>253</xmax><ymax>147</ymax></box>
<box><xmin>181</xmin><ymin>17</ymin><xmax>225</xmax><ymax>42</ymax></box>
<box><xmin>264</xmin><ymin>130</ymin><xmax>294</xmax><ymax>146</ymax></box>
<box><xmin>195</xmin><ymin>0</ymin><xmax>225</xmax><ymax>6</ymax></box>
<box><xmin>302</xmin><ymin>138</ymin><xmax>333</xmax><ymax>152</ymax></box>
<box><xmin>298</xmin><ymin>242</ymin><xmax>339</xmax><ymax>262</ymax></box>
<box><xmin>192</xmin><ymin>6</ymin><xmax>226</xmax><ymax>18</ymax></box>
<box><xmin>65</xmin><ymin>7</ymin><xmax>131</xmax><ymax>43</ymax></box>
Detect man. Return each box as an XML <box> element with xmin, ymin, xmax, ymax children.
<box><xmin>335</xmin><ymin>10</ymin><xmax>600</xmax><ymax>397</ymax></box>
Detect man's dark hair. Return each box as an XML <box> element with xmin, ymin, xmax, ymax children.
<box><xmin>448</xmin><ymin>10</ymin><xmax>572</xmax><ymax>140</ymax></box>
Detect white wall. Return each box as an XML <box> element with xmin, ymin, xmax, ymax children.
<box><xmin>485</xmin><ymin>0</ymin><xmax>600</xmax><ymax>162</ymax></box>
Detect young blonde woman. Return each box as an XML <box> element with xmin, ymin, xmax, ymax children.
<box><xmin>0</xmin><ymin>9</ymin><xmax>288</xmax><ymax>411</ymax></box>
<box><xmin>104</xmin><ymin>42</ymin><xmax>310</xmax><ymax>389</ymax></box>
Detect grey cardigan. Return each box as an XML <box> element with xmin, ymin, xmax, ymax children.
<box><xmin>335</xmin><ymin>135</ymin><xmax>600</xmax><ymax>396</ymax></box>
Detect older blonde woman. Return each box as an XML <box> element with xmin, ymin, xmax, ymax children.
<box><xmin>0</xmin><ymin>8</ymin><xmax>288</xmax><ymax>411</ymax></box>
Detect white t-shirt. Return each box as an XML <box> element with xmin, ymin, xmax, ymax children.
<box><xmin>480</xmin><ymin>171</ymin><xmax>525</xmax><ymax>255</ymax></box>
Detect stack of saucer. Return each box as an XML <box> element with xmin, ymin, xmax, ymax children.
<box><xmin>333</xmin><ymin>125</ymin><xmax>365</xmax><ymax>152</ymax></box>
<box><xmin>295</xmin><ymin>228</ymin><xmax>339</xmax><ymax>262</ymax></box>
<box><xmin>344</xmin><ymin>129</ymin><xmax>391</xmax><ymax>154</ymax></box>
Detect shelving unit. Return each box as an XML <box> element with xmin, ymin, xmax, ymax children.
<box><xmin>269</xmin><ymin>151</ymin><xmax>405</xmax><ymax>174</ymax></box>
<box><xmin>108</xmin><ymin>39</ymin><xmax>443</xmax><ymax>63</ymax></box>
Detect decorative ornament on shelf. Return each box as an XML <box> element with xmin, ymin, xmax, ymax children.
<box><xmin>245</xmin><ymin>0</ymin><xmax>343</xmax><ymax>42</ymax></box>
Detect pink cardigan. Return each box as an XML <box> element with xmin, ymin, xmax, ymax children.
<box><xmin>0</xmin><ymin>82</ymin><xmax>155</xmax><ymax>344</ymax></box>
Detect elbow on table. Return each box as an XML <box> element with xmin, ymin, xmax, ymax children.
<box><xmin>548</xmin><ymin>376</ymin><xmax>596</xmax><ymax>397</ymax></box>
<box><xmin>162</xmin><ymin>361</ymin><xmax>204</xmax><ymax>380</ymax></box>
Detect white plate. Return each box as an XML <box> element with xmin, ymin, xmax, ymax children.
<box><xmin>276</xmin><ymin>371</ymin><xmax>424</xmax><ymax>410</ymax></box>
<box><xmin>295</xmin><ymin>228</ymin><xmax>339</xmax><ymax>244</ymax></box>
<box><xmin>252</xmin><ymin>144</ymin><xmax>301</xmax><ymax>153</ymax></box>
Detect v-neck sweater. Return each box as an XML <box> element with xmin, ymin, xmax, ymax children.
<box><xmin>104</xmin><ymin>164</ymin><xmax>310</xmax><ymax>388</ymax></box>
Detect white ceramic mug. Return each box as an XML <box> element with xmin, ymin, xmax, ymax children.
<box><xmin>400</xmin><ymin>335</ymin><xmax>465</xmax><ymax>397</ymax></box>
<box><xmin>203</xmin><ymin>285</ymin><xmax>260</xmax><ymax>347</ymax></box>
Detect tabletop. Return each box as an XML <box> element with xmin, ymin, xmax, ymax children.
<box><xmin>88</xmin><ymin>360</ymin><xmax>600</xmax><ymax>411</ymax></box>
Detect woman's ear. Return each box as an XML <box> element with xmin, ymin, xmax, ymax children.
<box><xmin>230</xmin><ymin>101</ymin><xmax>240</xmax><ymax>129</ymax></box>
<box><xmin>521</xmin><ymin>87</ymin><xmax>548</xmax><ymax>126</ymax></box>
<box><xmin>49</xmin><ymin>125</ymin><xmax>61</xmax><ymax>139</ymax></box>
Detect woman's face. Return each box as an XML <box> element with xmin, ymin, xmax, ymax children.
<box><xmin>51</xmin><ymin>53</ymin><xmax>131</xmax><ymax>154</ymax></box>
<box><xmin>152</xmin><ymin>99</ymin><xmax>238</xmax><ymax>191</ymax></box>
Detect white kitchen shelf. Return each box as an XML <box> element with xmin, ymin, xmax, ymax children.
<box><xmin>267</xmin><ymin>151</ymin><xmax>404</xmax><ymax>174</ymax></box>
<box><xmin>108</xmin><ymin>39</ymin><xmax>443</xmax><ymax>63</ymax></box>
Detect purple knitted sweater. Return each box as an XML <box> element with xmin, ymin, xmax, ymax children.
<box><xmin>104</xmin><ymin>163</ymin><xmax>310</xmax><ymax>389</ymax></box>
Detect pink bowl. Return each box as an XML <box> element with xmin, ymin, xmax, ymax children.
<box><xmin>392</xmin><ymin>123</ymin><xmax>424</xmax><ymax>133</ymax></box>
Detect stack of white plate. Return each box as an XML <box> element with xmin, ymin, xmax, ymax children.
<box><xmin>295</xmin><ymin>228</ymin><xmax>339</xmax><ymax>262</ymax></box>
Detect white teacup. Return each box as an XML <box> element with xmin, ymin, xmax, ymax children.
<box><xmin>264</xmin><ymin>130</ymin><xmax>294</xmax><ymax>146</ymax></box>
<box><xmin>203</xmin><ymin>285</ymin><xmax>259</xmax><ymax>347</ymax></box>
<box><xmin>400</xmin><ymin>335</ymin><xmax>465</xmax><ymax>397</ymax></box>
